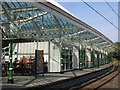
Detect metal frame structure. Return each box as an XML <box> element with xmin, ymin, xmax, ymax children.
<box><xmin>0</xmin><ymin>1</ymin><xmax>115</xmax><ymax>83</ymax></box>
<box><xmin>0</xmin><ymin>1</ymin><xmax>115</xmax><ymax>53</ymax></box>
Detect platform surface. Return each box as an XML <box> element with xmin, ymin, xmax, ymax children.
<box><xmin>1</xmin><ymin>63</ymin><xmax>112</xmax><ymax>89</ymax></box>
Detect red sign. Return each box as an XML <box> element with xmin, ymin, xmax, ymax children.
<box><xmin>4</xmin><ymin>55</ymin><xmax>9</xmax><ymax>61</ymax></box>
<box><xmin>88</xmin><ymin>61</ymin><xmax>91</xmax><ymax>64</ymax></box>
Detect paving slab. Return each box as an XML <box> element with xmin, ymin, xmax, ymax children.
<box><xmin>1</xmin><ymin>63</ymin><xmax>112</xmax><ymax>89</ymax></box>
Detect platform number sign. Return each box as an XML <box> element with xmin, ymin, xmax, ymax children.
<box><xmin>35</xmin><ymin>50</ymin><xmax>44</xmax><ymax>74</ymax></box>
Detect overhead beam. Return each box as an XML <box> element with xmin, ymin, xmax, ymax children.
<box><xmin>0</xmin><ymin>6</ymin><xmax>39</xmax><ymax>14</ymax></box>
<box><xmin>97</xmin><ymin>42</ymin><xmax>108</xmax><ymax>47</ymax></box>
<box><xmin>0</xmin><ymin>27</ymin><xmax>2</xmax><ymax>62</ymax></box>
<box><xmin>17</xmin><ymin>12</ymin><xmax>48</xmax><ymax>23</ymax></box>
<box><xmin>27</xmin><ymin>1</ymin><xmax>114</xmax><ymax>47</ymax></box>
<box><xmin>83</xmin><ymin>37</ymin><xmax>100</xmax><ymax>43</ymax></box>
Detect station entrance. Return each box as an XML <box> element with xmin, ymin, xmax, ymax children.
<box><xmin>61</xmin><ymin>46</ymin><xmax>73</xmax><ymax>71</ymax></box>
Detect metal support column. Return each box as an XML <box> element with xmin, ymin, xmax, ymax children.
<box><xmin>97</xmin><ymin>52</ymin><xmax>99</xmax><ymax>68</ymax></box>
<box><xmin>53</xmin><ymin>16</ymin><xmax>63</xmax><ymax>73</ymax></box>
<box><xmin>99</xmin><ymin>52</ymin><xmax>102</xmax><ymax>66</ymax></box>
<box><xmin>48</xmin><ymin>41</ymin><xmax>50</xmax><ymax>72</ymax></box>
<box><xmin>91</xmin><ymin>49</ymin><xmax>94</xmax><ymax>68</ymax></box>
<box><xmin>101</xmin><ymin>53</ymin><xmax>103</xmax><ymax>65</ymax></box>
<box><xmin>0</xmin><ymin>27</ymin><xmax>2</xmax><ymax>90</ymax></box>
<box><xmin>16</xmin><ymin>43</ymin><xmax>19</xmax><ymax>60</ymax></box>
<box><xmin>105</xmin><ymin>54</ymin><xmax>108</xmax><ymax>64</ymax></box>
<box><xmin>104</xmin><ymin>52</ymin><xmax>106</xmax><ymax>64</ymax></box>
<box><xmin>60</xmin><ymin>46</ymin><xmax>64</xmax><ymax>73</ymax></box>
<box><xmin>0</xmin><ymin>2</ymin><xmax>2</xmax><ymax>87</ymax></box>
<box><xmin>0</xmin><ymin>28</ymin><xmax>2</xmax><ymax>62</ymax></box>
<box><xmin>100</xmin><ymin>49</ymin><xmax>102</xmax><ymax>66</ymax></box>
<box><xmin>8</xmin><ymin>40</ymin><xmax>14</xmax><ymax>84</ymax></box>
<box><xmin>79</xmin><ymin>48</ymin><xmax>83</xmax><ymax>69</ymax></box>
<box><xmin>106</xmin><ymin>55</ymin><xmax>109</xmax><ymax>64</ymax></box>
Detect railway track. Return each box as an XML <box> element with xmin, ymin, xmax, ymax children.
<box><xmin>23</xmin><ymin>65</ymin><xmax>115</xmax><ymax>90</ymax></box>
<box><xmin>2</xmin><ymin>65</ymin><xmax>115</xmax><ymax>90</ymax></box>
<box><xmin>80</xmin><ymin>66</ymin><xmax>120</xmax><ymax>89</ymax></box>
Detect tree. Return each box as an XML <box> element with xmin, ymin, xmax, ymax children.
<box><xmin>108</xmin><ymin>42</ymin><xmax>120</xmax><ymax>61</ymax></box>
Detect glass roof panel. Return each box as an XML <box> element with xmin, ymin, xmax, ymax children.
<box><xmin>34</xmin><ymin>21</ymin><xmax>41</xmax><ymax>28</ymax></box>
<box><xmin>6</xmin><ymin>2</ymin><xmax>15</xmax><ymax>8</ymax></box>
<box><xmin>19</xmin><ymin>2</ymin><xmax>27</xmax><ymax>7</ymax></box>
<box><xmin>1</xmin><ymin>1</ymin><xmax>114</xmax><ymax>52</ymax></box>
<box><xmin>2</xmin><ymin>2</ymin><xmax>9</xmax><ymax>9</ymax></box>
<box><xmin>0</xmin><ymin>15</ymin><xmax>8</xmax><ymax>22</ymax></box>
<box><xmin>12</xmin><ymin>2</ymin><xmax>21</xmax><ymax>8</ymax></box>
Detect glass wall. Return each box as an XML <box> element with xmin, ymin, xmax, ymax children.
<box><xmin>61</xmin><ymin>47</ymin><xmax>73</xmax><ymax>71</ymax></box>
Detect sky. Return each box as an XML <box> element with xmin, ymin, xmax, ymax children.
<box><xmin>54</xmin><ymin>0</ymin><xmax>118</xmax><ymax>42</ymax></box>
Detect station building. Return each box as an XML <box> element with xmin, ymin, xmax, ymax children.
<box><xmin>1</xmin><ymin>0</ymin><xmax>115</xmax><ymax>73</ymax></box>
<box><xmin>11</xmin><ymin>41</ymin><xmax>110</xmax><ymax>72</ymax></box>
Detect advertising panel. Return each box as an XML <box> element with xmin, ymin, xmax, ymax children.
<box><xmin>35</xmin><ymin>50</ymin><xmax>44</xmax><ymax>74</ymax></box>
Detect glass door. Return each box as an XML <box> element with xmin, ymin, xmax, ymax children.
<box><xmin>61</xmin><ymin>47</ymin><xmax>73</xmax><ymax>71</ymax></box>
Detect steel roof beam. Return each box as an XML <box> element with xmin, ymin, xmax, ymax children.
<box><xmin>28</xmin><ymin>1</ymin><xmax>114</xmax><ymax>47</ymax></box>
<box><xmin>16</xmin><ymin>12</ymin><xmax>48</xmax><ymax>23</ymax></box>
<box><xmin>0</xmin><ymin>6</ymin><xmax>39</xmax><ymax>14</ymax></box>
<box><xmin>1</xmin><ymin>4</ymin><xmax>20</xmax><ymax>35</ymax></box>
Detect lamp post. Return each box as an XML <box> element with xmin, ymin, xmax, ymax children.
<box><xmin>8</xmin><ymin>40</ymin><xmax>14</xmax><ymax>84</ymax></box>
<box><xmin>1</xmin><ymin>2</ymin><xmax>16</xmax><ymax>84</ymax></box>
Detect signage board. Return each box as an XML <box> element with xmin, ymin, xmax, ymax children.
<box><xmin>35</xmin><ymin>50</ymin><xmax>44</xmax><ymax>74</ymax></box>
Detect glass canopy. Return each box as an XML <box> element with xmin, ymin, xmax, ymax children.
<box><xmin>0</xmin><ymin>1</ymin><xmax>115</xmax><ymax>53</ymax></box>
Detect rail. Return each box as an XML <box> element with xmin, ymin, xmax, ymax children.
<box><xmin>80</xmin><ymin>66</ymin><xmax>119</xmax><ymax>89</ymax></box>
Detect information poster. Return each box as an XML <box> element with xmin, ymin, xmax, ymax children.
<box><xmin>35</xmin><ymin>50</ymin><xmax>44</xmax><ymax>74</ymax></box>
